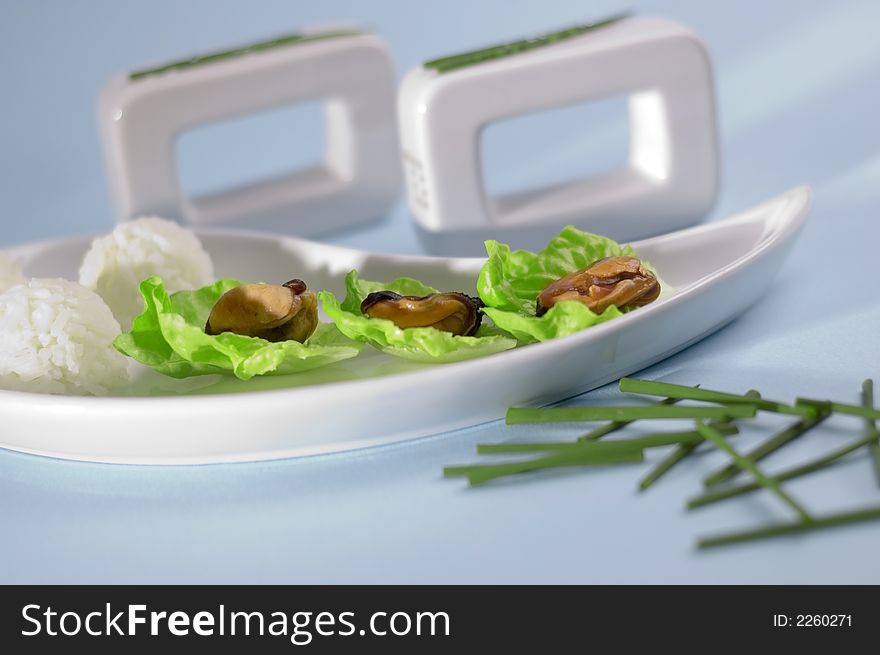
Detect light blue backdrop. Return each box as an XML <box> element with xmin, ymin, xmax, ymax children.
<box><xmin>2</xmin><ymin>0</ymin><xmax>879</xmax><ymax>583</ymax></box>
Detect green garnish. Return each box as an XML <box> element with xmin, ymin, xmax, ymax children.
<box><xmin>445</xmin><ymin>377</ymin><xmax>880</xmax><ymax>549</ymax></box>
<box><xmin>863</xmin><ymin>379</ymin><xmax>880</xmax><ymax>484</ymax></box>
<box><xmin>423</xmin><ymin>15</ymin><xmax>629</xmax><ymax>74</ymax></box>
<box><xmin>619</xmin><ymin>377</ymin><xmax>816</xmax><ymax>418</ymax></box>
<box><xmin>578</xmin><ymin>395</ymin><xmax>687</xmax><ymax>442</ymax></box>
<box><xmin>444</xmin><ymin>442</ymin><xmax>643</xmax><ymax>486</ymax></box>
<box><xmin>697</xmin><ymin>505</ymin><xmax>880</xmax><ymax>549</ymax></box>
<box><xmin>702</xmin><ymin>413</ymin><xmax>830</xmax><ymax>488</ymax></box>
<box><xmin>639</xmin><ymin>442</ymin><xmax>700</xmax><ymax>492</ymax></box>
<box><xmin>477</xmin><ymin>425</ymin><xmax>739</xmax><ymax>454</ymax></box>
<box><xmin>688</xmin><ymin>432</ymin><xmax>880</xmax><ymax>510</ymax></box>
<box><xmin>130</xmin><ymin>30</ymin><xmax>361</xmax><ymax>81</ymax></box>
<box><xmin>796</xmin><ymin>397</ymin><xmax>880</xmax><ymax>420</ymax></box>
<box><xmin>695</xmin><ymin>421</ymin><xmax>813</xmax><ymax>522</ymax></box>
<box><xmin>506</xmin><ymin>404</ymin><xmax>756</xmax><ymax>424</ymax></box>
<box><xmin>639</xmin><ymin>392</ymin><xmax>760</xmax><ymax>491</ymax></box>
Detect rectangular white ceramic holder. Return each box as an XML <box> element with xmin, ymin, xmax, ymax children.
<box><xmin>98</xmin><ymin>29</ymin><xmax>401</xmax><ymax>235</ymax></box>
<box><xmin>398</xmin><ymin>15</ymin><xmax>719</xmax><ymax>254</ymax></box>
<box><xmin>98</xmin><ymin>16</ymin><xmax>718</xmax><ymax>254</ymax></box>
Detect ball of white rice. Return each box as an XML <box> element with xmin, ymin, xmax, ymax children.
<box><xmin>0</xmin><ymin>278</ymin><xmax>130</xmax><ymax>395</ymax></box>
<box><xmin>78</xmin><ymin>217</ymin><xmax>214</xmax><ymax>330</ymax></box>
<box><xmin>0</xmin><ymin>251</ymin><xmax>25</xmax><ymax>293</ymax></box>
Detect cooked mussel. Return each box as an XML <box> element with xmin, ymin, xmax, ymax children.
<box><xmin>205</xmin><ymin>279</ymin><xmax>318</xmax><ymax>343</ymax></box>
<box><xmin>536</xmin><ymin>256</ymin><xmax>660</xmax><ymax>316</ymax></box>
<box><xmin>361</xmin><ymin>291</ymin><xmax>483</xmax><ymax>336</ymax></box>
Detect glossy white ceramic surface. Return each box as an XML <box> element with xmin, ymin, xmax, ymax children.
<box><xmin>399</xmin><ymin>16</ymin><xmax>718</xmax><ymax>255</ymax></box>
<box><xmin>98</xmin><ymin>31</ymin><xmax>401</xmax><ymax>235</ymax></box>
<box><xmin>0</xmin><ymin>187</ymin><xmax>809</xmax><ymax>464</ymax></box>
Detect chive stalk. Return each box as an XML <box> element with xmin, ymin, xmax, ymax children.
<box><xmin>796</xmin><ymin>397</ymin><xmax>880</xmax><ymax>420</ymax></box>
<box><xmin>694</xmin><ymin>421</ymin><xmax>812</xmax><ymax>522</ymax></box>
<box><xmin>697</xmin><ymin>505</ymin><xmax>880</xmax><ymax>549</ymax></box>
<box><xmin>688</xmin><ymin>432</ymin><xmax>879</xmax><ymax>509</ymax></box>
<box><xmin>639</xmin><ymin>442</ymin><xmax>700</xmax><ymax>492</ymax></box>
<box><xmin>445</xmin><ymin>378</ymin><xmax>880</xmax><ymax>550</ymax></box>
<box><xmin>443</xmin><ymin>447</ymin><xmax>643</xmax><ymax>486</ymax></box>
<box><xmin>638</xmin><ymin>421</ymin><xmax>751</xmax><ymax>494</ymax></box>
<box><xmin>638</xmin><ymin>394</ymin><xmax>761</xmax><ymax>492</ymax></box>
<box><xmin>478</xmin><ymin>426</ymin><xmax>738</xmax><ymax>455</ymax></box>
<box><xmin>863</xmin><ymin>379</ymin><xmax>880</xmax><ymax>485</ymax></box>
<box><xmin>577</xmin><ymin>396</ymin><xmax>685</xmax><ymax>442</ymax></box>
<box><xmin>702</xmin><ymin>413</ymin><xmax>830</xmax><ymax>488</ymax></box>
<box><xmin>619</xmin><ymin>378</ymin><xmax>815</xmax><ymax>418</ymax></box>
<box><xmin>506</xmin><ymin>404</ymin><xmax>755</xmax><ymax>424</ymax></box>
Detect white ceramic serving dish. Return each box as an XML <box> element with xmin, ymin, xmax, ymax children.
<box><xmin>0</xmin><ymin>186</ymin><xmax>809</xmax><ymax>464</ymax></box>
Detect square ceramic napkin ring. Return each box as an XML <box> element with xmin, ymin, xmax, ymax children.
<box><xmin>98</xmin><ymin>29</ymin><xmax>401</xmax><ymax>235</ymax></box>
<box><xmin>398</xmin><ymin>15</ymin><xmax>719</xmax><ymax>254</ymax></box>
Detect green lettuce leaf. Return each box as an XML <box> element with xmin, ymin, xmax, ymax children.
<box><xmin>477</xmin><ymin>226</ymin><xmax>657</xmax><ymax>343</ymax></box>
<box><xmin>114</xmin><ymin>276</ymin><xmax>362</xmax><ymax>380</ymax></box>
<box><xmin>318</xmin><ymin>271</ymin><xmax>517</xmax><ymax>364</ymax></box>
<box><xmin>482</xmin><ymin>302</ymin><xmax>624</xmax><ymax>343</ymax></box>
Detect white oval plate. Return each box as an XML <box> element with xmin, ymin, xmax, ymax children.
<box><xmin>1</xmin><ymin>186</ymin><xmax>810</xmax><ymax>464</ymax></box>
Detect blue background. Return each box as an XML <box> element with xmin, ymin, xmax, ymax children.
<box><xmin>2</xmin><ymin>0</ymin><xmax>879</xmax><ymax>582</ymax></box>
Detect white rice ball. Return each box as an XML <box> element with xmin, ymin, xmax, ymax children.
<box><xmin>0</xmin><ymin>278</ymin><xmax>130</xmax><ymax>395</ymax></box>
<box><xmin>0</xmin><ymin>251</ymin><xmax>25</xmax><ymax>293</ymax></box>
<box><xmin>78</xmin><ymin>217</ymin><xmax>214</xmax><ymax>330</ymax></box>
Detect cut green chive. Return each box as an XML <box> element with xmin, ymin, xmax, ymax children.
<box><xmin>688</xmin><ymin>432</ymin><xmax>879</xmax><ymax>509</ymax></box>
<box><xmin>643</xmin><ymin>391</ymin><xmax>763</xmax><ymax>492</ymax></box>
<box><xmin>639</xmin><ymin>442</ymin><xmax>700</xmax><ymax>492</ymax></box>
<box><xmin>506</xmin><ymin>404</ymin><xmax>755</xmax><ymax>424</ymax></box>
<box><xmin>619</xmin><ymin>378</ymin><xmax>815</xmax><ymax>418</ymax></box>
<box><xmin>796</xmin><ymin>397</ymin><xmax>880</xmax><ymax>420</ymax></box>
<box><xmin>694</xmin><ymin>421</ymin><xmax>812</xmax><ymax>522</ymax></box>
<box><xmin>577</xmin><ymin>395</ymin><xmax>687</xmax><ymax>442</ymax></box>
<box><xmin>445</xmin><ymin>378</ymin><xmax>880</xmax><ymax>551</ymax></box>
<box><xmin>863</xmin><ymin>379</ymin><xmax>880</xmax><ymax>485</ymax></box>
<box><xmin>639</xmin><ymin>392</ymin><xmax>762</xmax><ymax>493</ymax></box>
<box><xmin>638</xmin><ymin>418</ymin><xmax>746</xmax><ymax>493</ymax></box>
<box><xmin>702</xmin><ymin>412</ymin><xmax>830</xmax><ymax>488</ymax></box>
<box><xmin>478</xmin><ymin>426</ymin><xmax>738</xmax><ymax>455</ymax></box>
<box><xmin>639</xmin><ymin>443</ymin><xmax>700</xmax><ymax>491</ymax></box>
<box><xmin>697</xmin><ymin>505</ymin><xmax>880</xmax><ymax>549</ymax></box>
<box><xmin>443</xmin><ymin>446</ymin><xmax>643</xmax><ymax>486</ymax></box>
<box><xmin>638</xmin><ymin>410</ymin><xmax>752</xmax><ymax>493</ymax></box>
<box><xmin>446</xmin><ymin>440</ymin><xmax>640</xmax><ymax>473</ymax></box>
<box><xmin>481</xmin><ymin>431</ymin><xmax>700</xmax><ymax>453</ymax></box>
